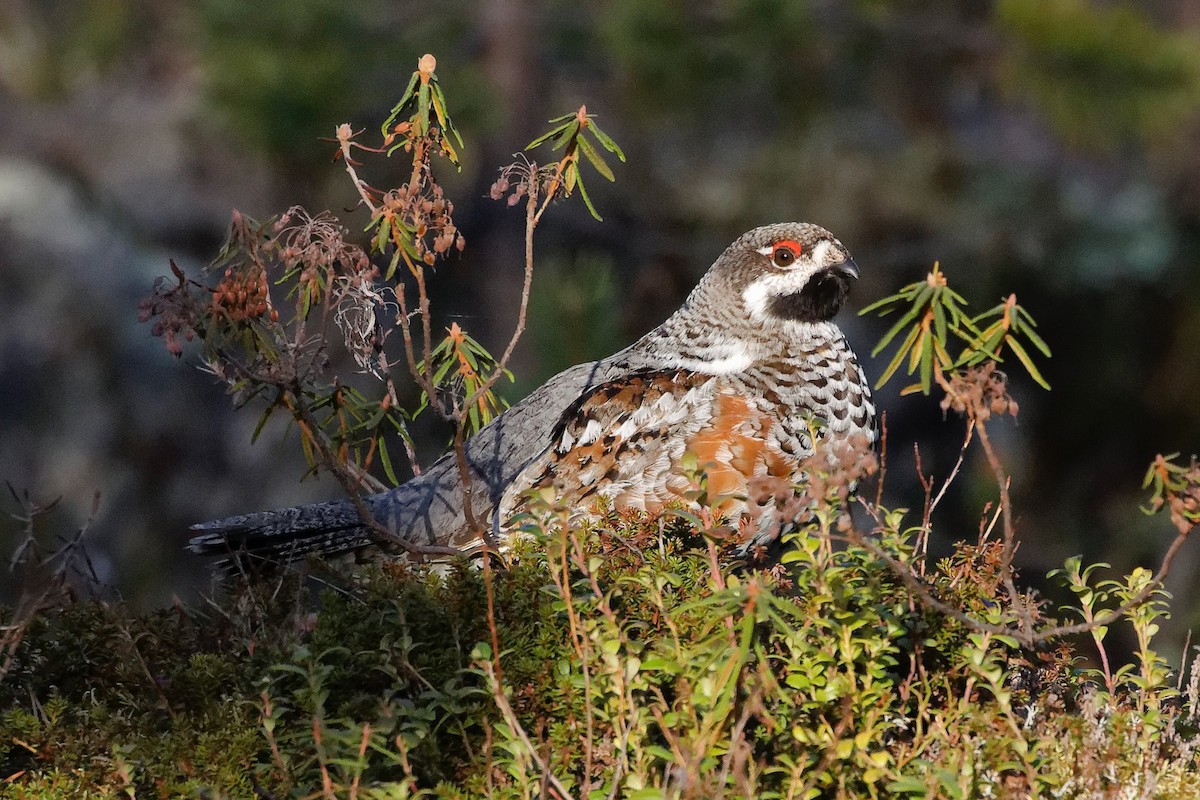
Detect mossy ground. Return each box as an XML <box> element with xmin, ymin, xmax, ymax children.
<box><xmin>2</xmin><ymin>510</ymin><xmax>1198</xmax><ymax>799</ymax></box>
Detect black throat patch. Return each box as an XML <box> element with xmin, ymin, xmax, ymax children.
<box><xmin>767</xmin><ymin>270</ymin><xmax>851</xmax><ymax>323</ymax></box>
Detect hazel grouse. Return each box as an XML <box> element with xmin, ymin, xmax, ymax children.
<box><xmin>190</xmin><ymin>222</ymin><xmax>876</xmax><ymax>567</ymax></box>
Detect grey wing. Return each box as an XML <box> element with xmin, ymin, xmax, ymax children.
<box><xmin>188</xmin><ymin>358</ymin><xmax>636</xmax><ymax>568</ymax></box>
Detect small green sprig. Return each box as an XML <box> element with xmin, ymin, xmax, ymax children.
<box><xmin>381</xmin><ymin>53</ymin><xmax>464</xmax><ymax>166</ymax></box>
<box><xmin>961</xmin><ymin>294</ymin><xmax>1052</xmax><ymax>390</ymax></box>
<box><xmin>417</xmin><ymin>322</ymin><xmax>513</xmax><ymax>435</ymax></box>
<box><xmin>526</xmin><ymin>106</ymin><xmax>626</xmax><ymax>221</ymax></box>
<box><xmin>860</xmin><ymin>263</ymin><xmax>1052</xmax><ymax>394</ymax></box>
<box><xmin>859</xmin><ymin>263</ymin><xmax>976</xmax><ymax>395</ymax></box>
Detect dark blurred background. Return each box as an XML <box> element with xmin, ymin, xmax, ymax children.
<box><xmin>1</xmin><ymin>0</ymin><xmax>1198</xmax><ymax>653</ymax></box>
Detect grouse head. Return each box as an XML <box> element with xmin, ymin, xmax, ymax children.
<box><xmin>717</xmin><ymin>222</ymin><xmax>859</xmax><ymax>327</ymax></box>
<box><xmin>630</xmin><ymin>222</ymin><xmax>862</xmax><ymax>374</ymax></box>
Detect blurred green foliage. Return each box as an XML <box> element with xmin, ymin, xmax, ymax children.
<box><xmin>998</xmin><ymin>0</ymin><xmax>1200</xmax><ymax>150</ymax></box>
<box><xmin>197</xmin><ymin>0</ymin><xmax>390</xmax><ymax>158</ymax></box>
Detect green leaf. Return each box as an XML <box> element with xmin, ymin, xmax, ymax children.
<box><xmin>431</xmin><ymin>358</ymin><xmax>455</xmax><ymax>386</ymax></box>
<box><xmin>251</xmin><ymin>407</ymin><xmax>275</xmax><ymax>444</ymax></box>
<box><xmin>870</xmin><ymin>303</ymin><xmax>923</xmax><ymax>357</ymax></box>
<box><xmin>919</xmin><ymin>333</ymin><xmax>933</xmax><ymax>392</ymax></box>
<box><xmin>907</xmin><ymin>327</ymin><xmax>926</xmax><ymax>375</ymax></box>
<box><xmin>576</xmin><ymin>173</ymin><xmax>602</xmax><ymax>221</ymax></box>
<box><xmin>430</xmin><ymin>82</ymin><xmax>464</xmax><ymax>148</ymax></box>
<box><xmin>932</xmin><ymin>298</ymin><xmax>948</xmax><ymax>346</ymax></box>
<box><xmin>1019</xmin><ymin>319</ymin><xmax>1052</xmax><ymax>357</ymax></box>
<box><xmin>377</xmin><ymin>438</ymin><xmax>400</xmax><ymax>487</ymax></box>
<box><xmin>578</xmin><ymin>134</ymin><xmax>615</xmax><ymax>181</ymax></box>
<box><xmin>382</xmin><ymin>71</ymin><xmax>421</xmax><ymax>134</ymax></box>
<box><xmin>564</xmin><ymin>161</ymin><xmax>578</xmax><ymax>194</ymax></box>
<box><xmin>876</xmin><ymin>323</ymin><xmax>922</xmax><ymax>389</ymax></box>
<box><xmin>858</xmin><ymin>294</ymin><xmax>897</xmax><ymax>317</ymax></box>
<box><xmin>961</xmin><ymin>324</ymin><xmax>1006</xmax><ymax>364</ymax></box>
<box><xmin>587</xmin><ymin>120</ymin><xmax>626</xmax><ymax>161</ymax></box>
<box><xmin>1008</xmin><ymin>337</ymin><xmax>1051</xmax><ymax>390</ymax></box>
<box><xmin>416</xmin><ymin>81</ymin><xmax>431</xmax><ymax>135</ymax></box>
<box><xmin>525</xmin><ymin>123</ymin><xmax>567</xmax><ymax>151</ymax></box>
<box><xmin>550</xmin><ymin>119</ymin><xmax>581</xmax><ymax>151</ymax></box>
<box><xmin>385</xmin><ymin>248</ymin><xmax>402</xmax><ymax>281</ymax></box>
<box><xmin>932</xmin><ymin>334</ymin><xmax>954</xmax><ymax>371</ymax></box>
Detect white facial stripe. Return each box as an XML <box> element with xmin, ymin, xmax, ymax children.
<box><xmin>811</xmin><ymin>239</ymin><xmax>834</xmax><ymax>268</ymax></box>
<box><xmin>755</xmin><ymin>243</ymin><xmax>774</xmax><ymax>257</ymax></box>
<box><xmin>742</xmin><ymin>270</ymin><xmax>818</xmax><ymax>322</ymax></box>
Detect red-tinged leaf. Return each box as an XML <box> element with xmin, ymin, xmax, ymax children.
<box><xmin>564</xmin><ymin>161</ymin><xmax>578</xmax><ymax>194</ymax></box>
<box><xmin>907</xmin><ymin>328</ymin><xmax>927</xmax><ymax>375</ymax></box>
<box><xmin>933</xmin><ymin>335</ymin><xmax>954</xmax><ymax>371</ymax></box>
<box><xmin>430</xmin><ymin>86</ymin><xmax>449</xmax><ymax>130</ymax></box>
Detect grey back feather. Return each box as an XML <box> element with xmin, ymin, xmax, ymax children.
<box><xmin>188</xmin><ymin>356</ymin><xmax>641</xmax><ymax>566</ymax></box>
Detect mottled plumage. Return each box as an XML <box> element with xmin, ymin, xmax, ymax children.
<box><xmin>190</xmin><ymin>222</ymin><xmax>876</xmax><ymax>567</ymax></box>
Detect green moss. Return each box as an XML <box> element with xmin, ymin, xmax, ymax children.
<box><xmin>2</xmin><ymin>513</ymin><xmax>1198</xmax><ymax>798</ymax></box>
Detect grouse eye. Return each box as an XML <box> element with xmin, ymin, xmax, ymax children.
<box><xmin>771</xmin><ymin>241</ymin><xmax>801</xmax><ymax>268</ymax></box>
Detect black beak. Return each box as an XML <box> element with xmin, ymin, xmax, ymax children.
<box><xmin>830</xmin><ymin>258</ymin><xmax>860</xmax><ymax>280</ymax></box>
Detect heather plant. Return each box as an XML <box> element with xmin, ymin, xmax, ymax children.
<box><xmin>3</xmin><ymin>52</ymin><xmax>1200</xmax><ymax>800</ymax></box>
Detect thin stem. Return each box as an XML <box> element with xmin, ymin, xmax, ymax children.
<box><xmin>462</xmin><ymin>170</ymin><xmax>541</xmax><ymax>411</ymax></box>
<box><xmin>480</xmin><ymin>658</ymin><xmax>575</xmax><ymax>800</ymax></box>
<box><xmin>973</xmin><ymin>417</ymin><xmax>1030</xmax><ymax>634</ymax></box>
<box><xmin>929</xmin><ymin>419</ymin><xmax>975</xmax><ymax>516</ymax></box>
